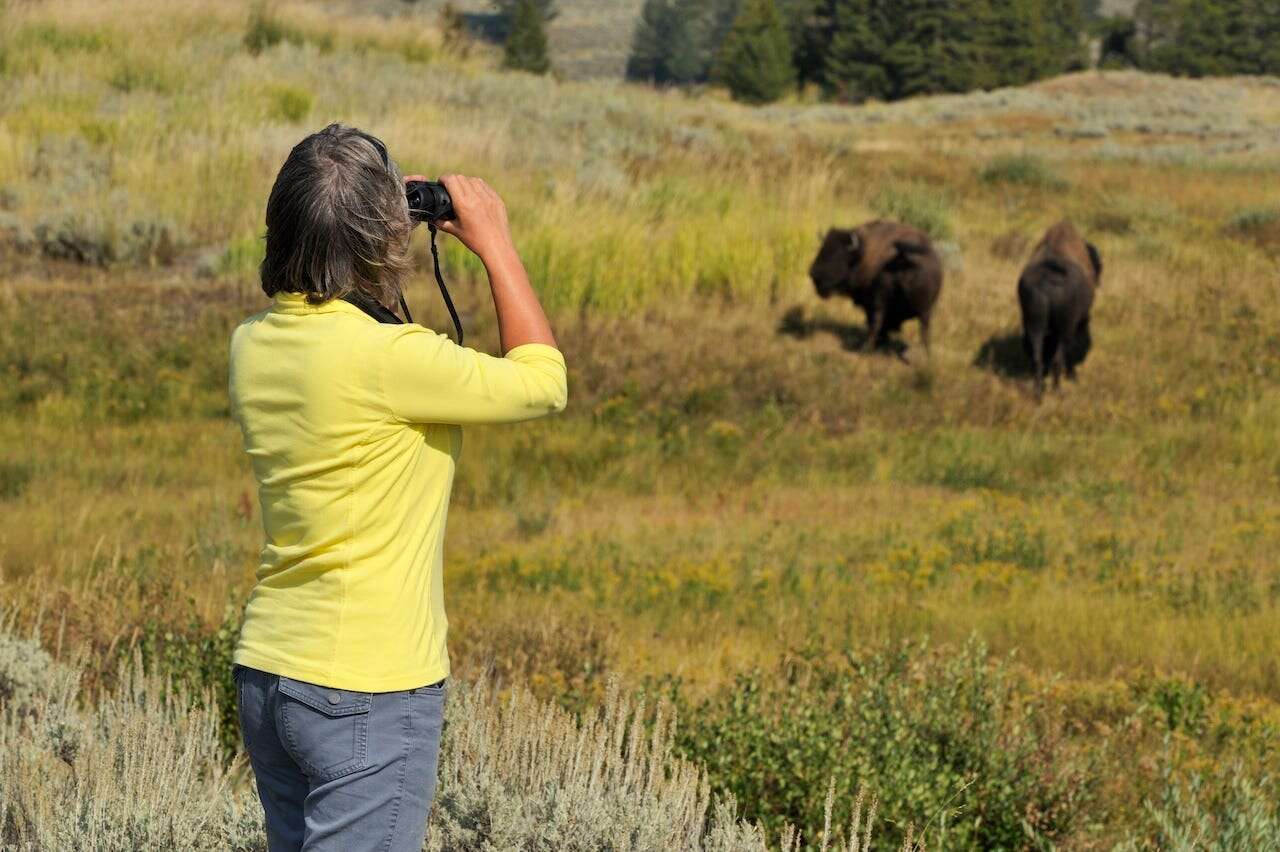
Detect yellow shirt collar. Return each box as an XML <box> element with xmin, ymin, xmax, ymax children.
<box><xmin>272</xmin><ymin>291</ymin><xmax>369</xmax><ymax>318</ymax></box>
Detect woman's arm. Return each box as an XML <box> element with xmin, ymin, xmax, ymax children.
<box><xmin>380</xmin><ymin>174</ymin><xmax>565</xmax><ymax>426</ymax></box>
<box><xmin>434</xmin><ymin>175</ymin><xmax>557</xmax><ymax>353</ymax></box>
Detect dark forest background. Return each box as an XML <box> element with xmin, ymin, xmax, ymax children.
<box><xmin>479</xmin><ymin>0</ymin><xmax>1276</xmax><ymax>103</ymax></box>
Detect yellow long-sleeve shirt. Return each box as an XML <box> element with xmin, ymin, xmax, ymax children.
<box><xmin>228</xmin><ymin>291</ymin><xmax>567</xmax><ymax>691</ymax></box>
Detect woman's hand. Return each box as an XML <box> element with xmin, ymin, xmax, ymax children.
<box><xmin>412</xmin><ymin>174</ymin><xmax>555</xmax><ymax>352</ymax></box>
<box><xmin>432</xmin><ymin>175</ymin><xmax>517</xmax><ymax>266</ymax></box>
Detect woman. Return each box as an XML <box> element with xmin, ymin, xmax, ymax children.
<box><xmin>228</xmin><ymin>124</ymin><xmax>567</xmax><ymax>851</ymax></box>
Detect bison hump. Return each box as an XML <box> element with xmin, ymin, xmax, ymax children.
<box><xmin>1038</xmin><ymin>257</ymin><xmax>1071</xmax><ymax>277</ymax></box>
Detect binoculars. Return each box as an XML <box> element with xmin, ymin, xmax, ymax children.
<box><xmin>406</xmin><ymin>181</ymin><xmax>456</xmax><ymax>223</ymax></box>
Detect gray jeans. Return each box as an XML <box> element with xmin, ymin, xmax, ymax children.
<box><xmin>235</xmin><ymin>665</ymin><xmax>445</xmax><ymax>852</ymax></box>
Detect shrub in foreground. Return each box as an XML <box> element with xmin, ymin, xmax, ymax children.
<box><xmin>1130</xmin><ymin>765</ymin><xmax>1280</xmax><ymax>851</ymax></box>
<box><xmin>674</xmin><ymin>638</ymin><xmax>1094</xmax><ymax>850</ymax></box>
<box><xmin>0</xmin><ymin>638</ymin><xmax>249</xmax><ymax>849</ymax></box>
<box><xmin>0</xmin><ymin>627</ymin><xmax>905</xmax><ymax>851</ymax></box>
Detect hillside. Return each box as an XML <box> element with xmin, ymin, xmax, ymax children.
<box><xmin>2</xmin><ymin>0</ymin><xmax>1280</xmax><ymax>847</ymax></box>
<box><xmin>331</xmin><ymin>0</ymin><xmax>646</xmax><ymax>79</ymax></box>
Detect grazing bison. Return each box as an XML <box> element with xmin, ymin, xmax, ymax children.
<box><xmin>809</xmin><ymin>220</ymin><xmax>943</xmax><ymax>358</ymax></box>
<box><xmin>1017</xmin><ymin>221</ymin><xmax>1102</xmax><ymax>397</ymax></box>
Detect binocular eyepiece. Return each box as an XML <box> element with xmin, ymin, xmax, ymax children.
<box><xmin>406</xmin><ymin>181</ymin><xmax>456</xmax><ymax>224</ymax></box>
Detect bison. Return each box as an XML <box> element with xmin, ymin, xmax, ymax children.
<box><xmin>809</xmin><ymin>220</ymin><xmax>943</xmax><ymax>358</ymax></box>
<box><xmin>1017</xmin><ymin>221</ymin><xmax>1102</xmax><ymax>397</ymax></box>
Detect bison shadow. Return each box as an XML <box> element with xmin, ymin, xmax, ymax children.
<box><xmin>974</xmin><ymin>328</ymin><xmax>1092</xmax><ymax>382</ymax></box>
<box><xmin>973</xmin><ymin>331</ymin><xmax>1034</xmax><ymax>379</ymax></box>
<box><xmin>778</xmin><ymin>306</ymin><xmax>909</xmax><ymax>359</ymax></box>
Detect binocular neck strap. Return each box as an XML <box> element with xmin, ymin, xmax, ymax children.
<box><xmin>428</xmin><ymin>224</ymin><xmax>464</xmax><ymax>346</ymax></box>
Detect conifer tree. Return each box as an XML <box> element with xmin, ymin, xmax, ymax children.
<box><xmin>714</xmin><ymin>0</ymin><xmax>797</xmax><ymax>103</ymax></box>
<box><xmin>665</xmin><ymin>1</ymin><xmax>706</xmax><ymax>83</ymax></box>
<box><xmin>975</xmin><ymin>0</ymin><xmax>1052</xmax><ymax>87</ymax></box>
<box><xmin>780</xmin><ymin>0</ymin><xmax>837</xmax><ymax>87</ymax></box>
<box><xmin>826</xmin><ymin>0</ymin><xmax>1002</xmax><ymax>99</ymax></box>
<box><xmin>824</xmin><ymin>0</ymin><xmax>892</xmax><ymax>101</ymax></box>
<box><xmin>891</xmin><ymin>0</ymin><xmax>985</xmax><ymax>96</ymax></box>
<box><xmin>628</xmin><ymin>0</ymin><xmax>673</xmax><ymax>82</ymax></box>
<box><xmin>1041</xmin><ymin>0</ymin><xmax>1090</xmax><ymax>73</ymax></box>
<box><xmin>503</xmin><ymin>0</ymin><xmax>552</xmax><ymax>74</ymax></box>
<box><xmin>1257</xmin><ymin>0</ymin><xmax>1280</xmax><ymax>74</ymax></box>
<box><xmin>627</xmin><ymin>0</ymin><xmax>702</xmax><ymax>84</ymax></box>
<box><xmin>1136</xmin><ymin>0</ymin><xmax>1280</xmax><ymax>77</ymax></box>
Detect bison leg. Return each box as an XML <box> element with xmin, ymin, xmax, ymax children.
<box><xmin>1018</xmin><ymin>278</ymin><xmax>1049</xmax><ymax>399</ymax></box>
<box><xmin>863</xmin><ymin>307</ymin><xmax>884</xmax><ymax>353</ymax></box>
<box><xmin>1025</xmin><ymin>332</ymin><xmax>1046</xmax><ymax>398</ymax></box>
<box><xmin>919</xmin><ymin>312</ymin><xmax>932</xmax><ymax>358</ymax></box>
<box><xmin>1066</xmin><ymin>317</ymin><xmax>1090</xmax><ymax>381</ymax></box>
<box><xmin>1050</xmin><ymin>341</ymin><xmax>1066</xmax><ymax>390</ymax></box>
<box><xmin>1063</xmin><ymin>330</ymin><xmax>1078</xmax><ymax>382</ymax></box>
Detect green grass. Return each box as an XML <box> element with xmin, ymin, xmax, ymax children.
<box><xmin>871</xmin><ymin>185</ymin><xmax>954</xmax><ymax>241</ymax></box>
<box><xmin>978</xmin><ymin>153</ymin><xmax>1069</xmax><ymax>190</ymax></box>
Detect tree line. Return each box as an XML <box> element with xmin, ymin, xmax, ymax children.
<box><xmin>1100</xmin><ymin>0</ymin><xmax>1280</xmax><ymax>76</ymax></box>
<box><xmin>485</xmin><ymin>0</ymin><xmax>1279</xmax><ymax>102</ymax></box>
<box><xmin>622</xmin><ymin>0</ymin><xmax>1280</xmax><ymax>104</ymax></box>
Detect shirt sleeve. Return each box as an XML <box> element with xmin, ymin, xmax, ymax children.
<box><xmin>379</xmin><ymin>325</ymin><xmax>568</xmax><ymax>425</ymax></box>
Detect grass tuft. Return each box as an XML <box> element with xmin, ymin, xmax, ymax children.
<box><xmin>871</xmin><ymin>186</ymin><xmax>953</xmax><ymax>240</ymax></box>
<box><xmin>978</xmin><ymin>153</ymin><xmax>1069</xmax><ymax>190</ymax></box>
<box><xmin>1226</xmin><ymin>207</ymin><xmax>1280</xmax><ymax>254</ymax></box>
<box><xmin>265</xmin><ymin>83</ymin><xmax>314</xmax><ymax>123</ymax></box>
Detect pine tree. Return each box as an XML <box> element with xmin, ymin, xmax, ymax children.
<box><xmin>829</xmin><ymin>0</ymin><xmax>993</xmax><ymax>99</ymax></box>
<box><xmin>1142</xmin><ymin>0</ymin><xmax>1224</xmax><ymax>75</ymax></box>
<box><xmin>779</xmin><ymin>0</ymin><xmax>837</xmax><ymax>87</ymax></box>
<box><xmin>891</xmin><ymin>0</ymin><xmax>985</xmax><ymax>96</ymax></box>
<box><xmin>714</xmin><ymin>0</ymin><xmax>797</xmax><ymax>103</ymax></box>
<box><xmin>1256</xmin><ymin>0</ymin><xmax>1280</xmax><ymax>74</ymax></box>
<box><xmin>628</xmin><ymin>0</ymin><xmax>672</xmax><ymax>82</ymax></box>
<box><xmin>1132</xmin><ymin>0</ymin><xmax>1275</xmax><ymax>77</ymax></box>
<box><xmin>665</xmin><ymin>1</ymin><xmax>705</xmax><ymax>83</ymax></box>
<box><xmin>823</xmin><ymin>0</ymin><xmax>1089</xmax><ymax>101</ymax></box>
<box><xmin>975</xmin><ymin>0</ymin><xmax>1051</xmax><ymax>87</ymax></box>
<box><xmin>701</xmin><ymin>0</ymin><xmax>745</xmax><ymax>62</ymax></box>
<box><xmin>503</xmin><ymin>0</ymin><xmax>552</xmax><ymax>74</ymax></box>
<box><xmin>824</xmin><ymin>0</ymin><xmax>893</xmax><ymax>101</ymax></box>
<box><xmin>627</xmin><ymin>0</ymin><xmax>702</xmax><ymax>84</ymax></box>
<box><xmin>1041</xmin><ymin>0</ymin><xmax>1090</xmax><ymax>73</ymax></box>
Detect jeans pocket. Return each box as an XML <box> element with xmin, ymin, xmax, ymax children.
<box><xmin>277</xmin><ymin>677</ymin><xmax>373</xmax><ymax>782</ymax></box>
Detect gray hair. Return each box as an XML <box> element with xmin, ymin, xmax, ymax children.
<box><xmin>260</xmin><ymin>124</ymin><xmax>412</xmax><ymax>307</ymax></box>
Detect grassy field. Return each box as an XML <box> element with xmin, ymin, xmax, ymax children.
<box><xmin>3</xmin><ymin>0</ymin><xmax>1280</xmax><ymax>847</ymax></box>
